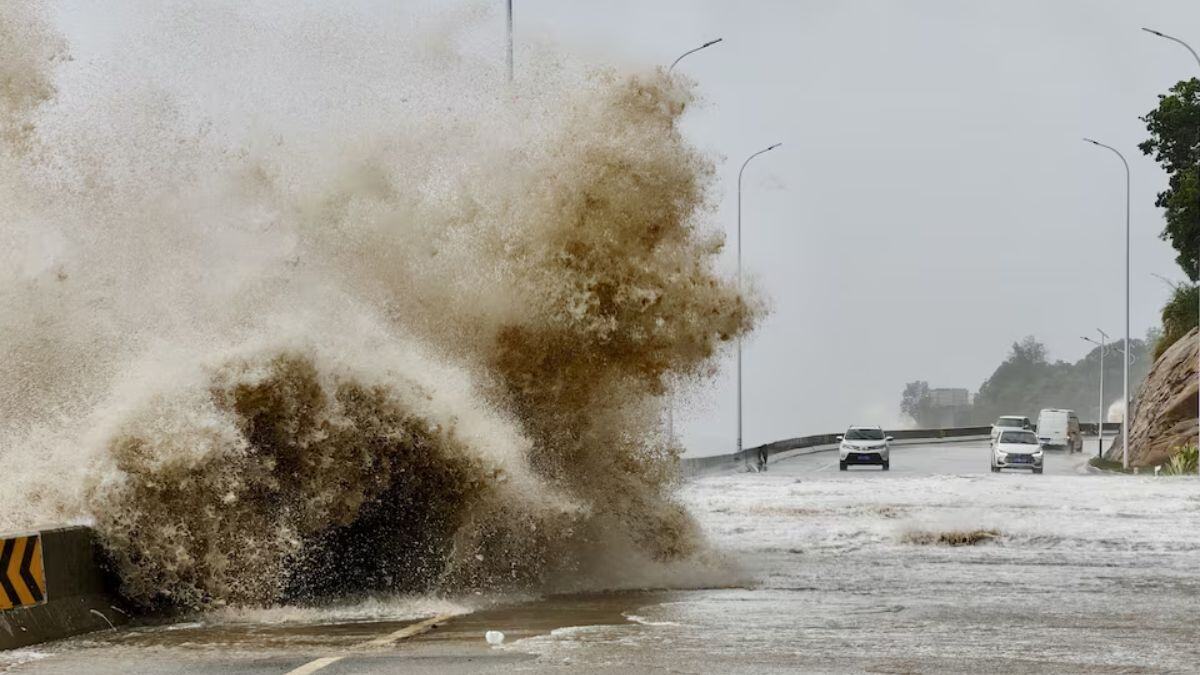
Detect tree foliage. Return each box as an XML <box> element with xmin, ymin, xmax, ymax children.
<box><xmin>1140</xmin><ymin>78</ymin><xmax>1200</xmax><ymax>281</ymax></box>
<box><xmin>970</xmin><ymin>336</ymin><xmax>1151</xmax><ymax>424</ymax></box>
<box><xmin>901</xmin><ymin>380</ymin><xmax>935</xmax><ymax>427</ymax></box>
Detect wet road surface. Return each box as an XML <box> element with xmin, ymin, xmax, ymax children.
<box><xmin>5</xmin><ymin>439</ymin><xmax>1199</xmax><ymax>673</ymax></box>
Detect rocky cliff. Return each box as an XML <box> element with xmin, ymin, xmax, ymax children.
<box><xmin>1104</xmin><ymin>327</ymin><xmax>1199</xmax><ymax>467</ymax></box>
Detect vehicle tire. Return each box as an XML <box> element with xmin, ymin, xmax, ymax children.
<box><xmin>839</xmin><ymin>461</ymin><xmax>847</xmax><ymax>471</ymax></box>
<box><xmin>1033</xmin><ymin>467</ymin><xmax>1043</xmax><ymax>474</ymax></box>
<box><xmin>882</xmin><ymin>461</ymin><xmax>890</xmax><ymax>471</ymax></box>
<box><xmin>991</xmin><ymin>465</ymin><xmax>999</xmax><ymax>473</ymax></box>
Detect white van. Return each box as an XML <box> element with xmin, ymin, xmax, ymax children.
<box><xmin>1036</xmin><ymin>409</ymin><xmax>1082</xmax><ymax>453</ymax></box>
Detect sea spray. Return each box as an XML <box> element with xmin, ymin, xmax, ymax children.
<box><xmin>0</xmin><ymin>1</ymin><xmax>760</xmax><ymax>608</ymax></box>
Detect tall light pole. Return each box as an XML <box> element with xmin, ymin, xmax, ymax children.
<box><xmin>1143</xmin><ymin>28</ymin><xmax>1200</xmax><ymax>70</ymax></box>
<box><xmin>662</xmin><ymin>39</ymin><xmax>722</xmax><ymax>449</ymax></box>
<box><xmin>1084</xmin><ymin>138</ymin><xmax>1131</xmax><ymax>469</ymax></box>
<box><xmin>505</xmin><ymin>0</ymin><xmax>514</xmax><ymax>82</ymax></box>
<box><xmin>669</xmin><ymin>38</ymin><xmax>723</xmax><ymax>74</ymax></box>
<box><xmin>1142</xmin><ymin>27</ymin><xmax>1200</xmax><ymax>475</ymax></box>
<box><xmin>737</xmin><ymin>143</ymin><xmax>782</xmax><ymax>471</ymax></box>
<box><xmin>1082</xmin><ymin>329</ymin><xmax>1109</xmax><ymax>457</ymax></box>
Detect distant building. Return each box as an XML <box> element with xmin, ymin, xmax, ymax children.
<box><xmin>927</xmin><ymin>388</ymin><xmax>972</xmax><ymax>427</ymax></box>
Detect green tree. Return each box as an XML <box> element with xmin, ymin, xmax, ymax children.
<box><xmin>1140</xmin><ymin>78</ymin><xmax>1200</xmax><ymax>280</ymax></box>
<box><xmin>969</xmin><ymin>336</ymin><xmax>1150</xmax><ymax>425</ymax></box>
<box><xmin>972</xmin><ymin>336</ymin><xmax>1048</xmax><ymax>421</ymax></box>
<box><xmin>900</xmin><ymin>380</ymin><xmax>934</xmax><ymax>426</ymax></box>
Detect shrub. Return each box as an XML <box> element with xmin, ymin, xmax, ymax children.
<box><xmin>1155</xmin><ymin>284</ymin><xmax>1198</xmax><ymax>359</ymax></box>
<box><xmin>1162</xmin><ymin>444</ymin><xmax>1198</xmax><ymax>475</ymax></box>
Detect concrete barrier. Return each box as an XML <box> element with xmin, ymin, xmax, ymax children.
<box><xmin>0</xmin><ymin>526</ymin><xmax>128</xmax><ymax>651</ymax></box>
<box><xmin>1080</xmin><ymin>421</ymin><xmax>1122</xmax><ymax>436</ymax></box>
<box><xmin>679</xmin><ymin>421</ymin><xmax>1124</xmax><ymax>478</ymax></box>
<box><xmin>680</xmin><ymin>426</ymin><xmax>994</xmax><ymax>478</ymax></box>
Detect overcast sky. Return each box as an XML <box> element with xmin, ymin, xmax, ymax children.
<box><xmin>54</xmin><ymin>1</ymin><xmax>1200</xmax><ymax>458</ymax></box>
<box><xmin>510</xmin><ymin>0</ymin><xmax>1200</xmax><ymax>456</ymax></box>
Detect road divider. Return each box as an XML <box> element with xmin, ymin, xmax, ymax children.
<box><xmin>681</xmin><ymin>426</ymin><xmax>993</xmax><ymax>478</ymax></box>
<box><xmin>0</xmin><ymin>526</ymin><xmax>128</xmax><ymax>651</ymax></box>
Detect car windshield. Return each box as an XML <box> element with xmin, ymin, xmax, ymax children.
<box><xmin>1000</xmin><ymin>430</ymin><xmax>1038</xmax><ymax>444</ymax></box>
<box><xmin>845</xmin><ymin>428</ymin><xmax>884</xmax><ymax>440</ymax></box>
<box><xmin>997</xmin><ymin>417</ymin><xmax>1025</xmax><ymax>427</ymax></box>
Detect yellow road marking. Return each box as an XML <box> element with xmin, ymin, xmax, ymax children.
<box><xmin>282</xmin><ymin>613</ymin><xmax>457</xmax><ymax>674</ymax></box>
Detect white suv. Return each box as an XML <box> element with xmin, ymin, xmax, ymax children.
<box><xmin>838</xmin><ymin>426</ymin><xmax>892</xmax><ymax>471</ymax></box>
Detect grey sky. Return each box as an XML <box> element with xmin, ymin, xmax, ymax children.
<box><xmin>53</xmin><ymin>1</ymin><xmax>1200</xmax><ymax>458</ymax></box>
<box><xmin>513</xmin><ymin>0</ymin><xmax>1200</xmax><ymax>455</ymax></box>
<box><xmin>504</xmin><ymin>0</ymin><xmax>1190</xmax><ymax>451</ymax></box>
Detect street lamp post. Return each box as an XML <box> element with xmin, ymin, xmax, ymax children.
<box><xmin>662</xmin><ymin>39</ymin><xmax>722</xmax><ymax>449</ymax></box>
<box><xmin>737</xmin><ymin>143</ymin><xmax>782</xmax><ymax>471</ymax></box>
<box><xmin>1084</xmin><ymin>138</ymin><xmax>1131</xmax><ymax>469</ymax></box>
<box><xmin>669</xmin><ymin>38</ymin><xmax>723</xmax><ymax>74</ymax></box>
<box><xmin>1143</xmin><ymin>28</ymin><xmax>1200</xmax><ymax>69</ymax></box>
<box><xmin>505</xmin><ymin>0</ymin><xmax>513</xmax><ymax>82</ymax></box>
<box><xmin>1142</xmin><ymin>27</ymin><xmax>1200</xmax><ymax>475</ymax></box>
<box><xmin>1082</xmin><ymin>329</ymin><xmax>1109</xmax><ymax>457</ymax></box>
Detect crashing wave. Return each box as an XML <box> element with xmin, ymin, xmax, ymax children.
<box><xmin>0</xmin><ymin>1</ymin><xmax>759</xmax><ymax>609</ymax></box>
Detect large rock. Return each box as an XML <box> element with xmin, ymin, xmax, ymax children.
<box><xmin>1105</xmin><ymin>327</ymin><xmax>1199</xmax><ymax>467</ymax></box>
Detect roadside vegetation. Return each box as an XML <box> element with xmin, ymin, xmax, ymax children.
<box><xmin>1162</xmin><ymin>444</ymin><xmax>1198</xmax><ymax>475</ymax></box>
<box><xmin>1155</xmin><ymin>284</ymin><xmax>1198</xmax><ymax>359</ymax></box>
<box><xmin>1087</xmin><ymin>445</ymin><xmax>1197</xmax><ymax>476</ymax></box>
<box><xmin>1140</xmin><ymin>78</ymin><xmax>1199</xmax><ymax>357</ymax></box>
<box><xmin>1088</xmin><ymin>456</ymin><xmax>1133</xmax><ymax>474</ymax></box>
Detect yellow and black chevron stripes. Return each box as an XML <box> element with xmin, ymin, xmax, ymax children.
<box><xmin>0</xmin><ymin>534</ymin><xmax>46</xmax><ymax>610</ymax></box>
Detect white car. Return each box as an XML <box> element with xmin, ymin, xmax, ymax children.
<box><xmin>991</xmin><ymin>429</ymin><xmax>1044</xmax><ymax>474</ymax></box>
<box><xmin>990</xmin><ymin>415</ymin><xmax>1033</xmax><ymax>442</ymax></box>
<box><xmin>838</xmin><ymin>426</ymin><xmax>893</xmax><ymax>471</ymax></box>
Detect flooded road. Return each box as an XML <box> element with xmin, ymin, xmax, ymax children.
<box><xmin>6</xmin><ymin>440</ymin><xmax>1200</xmax><ymax>673</ymax></box>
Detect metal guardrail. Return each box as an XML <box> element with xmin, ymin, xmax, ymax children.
<box><xmin>680</xmin><ymin>422</ymin><xmax>1121</xmax><ymax>478</ymax></box>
